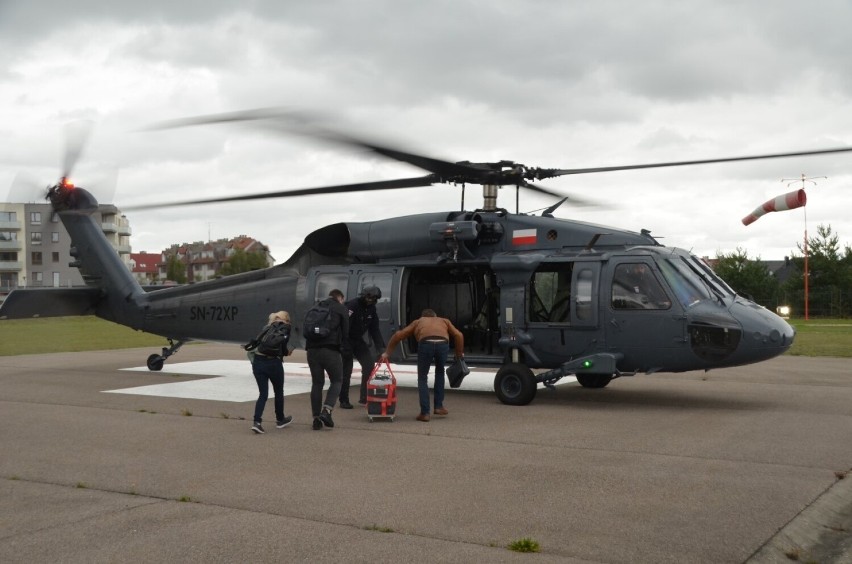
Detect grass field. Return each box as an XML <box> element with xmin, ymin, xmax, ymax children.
<box><xmin>786</xmin><ymin>318</ymin><xmax>852</xmax><ymax>358</ymax></box>
<box><xmin>0</xmin><ymin>316</ymin><xmax>850</xmax><ymax>358</ymax></box>
<box><xmin>0</xmin><ymin>316</ymin><xmax>166</xmax><ymax>356</ymax></box>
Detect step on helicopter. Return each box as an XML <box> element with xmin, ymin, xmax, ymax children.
<box><xmin>3</xmin><ymin>109</ymin><xmax>850</xmax><ymax>405</ymax></box>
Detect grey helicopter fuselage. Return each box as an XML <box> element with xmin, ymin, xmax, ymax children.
<box><xmin>1</xmin><ymin>184</ymin><xmax>794</xmax><ymax>404</ymax></box>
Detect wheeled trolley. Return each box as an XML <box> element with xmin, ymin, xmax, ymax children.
<box><xmin>366</xmin><ymin>359</ymin><xmax>397</xmax><ymax>422</ymax></box>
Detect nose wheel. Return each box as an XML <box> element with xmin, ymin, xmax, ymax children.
<box><xmin>145</xmin><ymin>339</ymin><xmax>185</xmax><ymax>371</ymax></box>
<box><xmin>494</xmin><ymin>362</ymin><xmax>537</xmax><ymax>405</ymax></box>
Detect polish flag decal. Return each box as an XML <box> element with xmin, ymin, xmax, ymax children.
<box><xmin>512</xmin><ymin>228</ymin><xmax>537</xmax><ymax>245</ymax></box>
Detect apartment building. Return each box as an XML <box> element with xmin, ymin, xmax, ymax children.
<box><xmin>0</xmin><ymin>201</ymin><xmax>132</xmax><ymax>300</ymax></box>
<box><xmin>129</xmin><ymin>251</ymin><xmax>161</xmax><ymax>284</ymax></box>
<box><xmin>160</xmin><ymin>235</ymin><xmax>274</xmax><ymax>283</ymax></box>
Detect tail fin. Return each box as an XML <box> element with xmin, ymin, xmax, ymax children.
<box><xmin>1</xmin><ymin>184</ymin><xmax>148</xmax><ymax>327</ymax></box>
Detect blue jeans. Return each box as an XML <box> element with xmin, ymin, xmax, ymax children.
<box><xmin>416</xmin><ymin>340</ymin><xmax>448</xmax><ymax>415</ymax></box>
<box><xmin>252</xmin><ymin>355</ymin><xmax>284</xmax><ymax>423</ymax></box>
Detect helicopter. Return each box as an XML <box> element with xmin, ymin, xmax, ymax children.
<box><xmin>2</xmin><ymin>109</ymin><xmax>850</xmax><ymax>406</ymax></box>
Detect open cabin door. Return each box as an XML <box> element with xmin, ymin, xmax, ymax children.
<box><xmin>398</xmin><ymin>264</ymin><xmax>502</xmax><ymax>363</ymax></box>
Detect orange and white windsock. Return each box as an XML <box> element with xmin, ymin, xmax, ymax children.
<box><xmin>741</xmin><ymin>189</ymin><xmax>807</xmax><ymax>226</ymax></box>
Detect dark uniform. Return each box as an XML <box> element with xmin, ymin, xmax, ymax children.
<box><xmin>305</xmin><ymin>297</ymin><xmax>350</xmax><ymax>429</ymax></box>
<box><xmin>341</xmin><ymin>286</ymin><xmax>386</xmax><ymax>407</ymax></box>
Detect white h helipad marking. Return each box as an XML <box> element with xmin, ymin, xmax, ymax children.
<box><xmin>106</xmin><ymin>360</ymin><xmax>575</xmax><ymax>402</ymax></box>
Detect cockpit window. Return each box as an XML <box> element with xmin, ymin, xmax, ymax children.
<box><xmin>528</xmin><ymin>263</ymin><xmax>573</xmax><ymax>323</ymax></box>
<box><xmin>611</xmin><ymin>263</ymin><xmax>671</xmax><ymax>310</ymax></box>
<box><xmin>658</xmin><ymin>258</ymin><xmax>713</xmax><ymax>308</ymax></box>
<box><xmin>688</xmin><ymin>256</ymin><xmax>735</xmax><ymax>297</ymax></box>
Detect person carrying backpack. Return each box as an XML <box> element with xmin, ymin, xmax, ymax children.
<box><xmin>244</xmin><ymin>310</ymin><xmax>293</xmax><ymax>434</ymax></box>
<box><xmin>305</xmin><ymin>289</ymin><xmax>350</xmax><ymax>431</ymax></box>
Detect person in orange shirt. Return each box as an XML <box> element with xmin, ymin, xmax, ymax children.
<box><xmin>381</xmin><ymin>309</ymin><xmax>464</xmax><ymax>422</ymax></box>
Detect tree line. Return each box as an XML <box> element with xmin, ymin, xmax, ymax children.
<box><xmin>714</xmin><ymin>224</ymin><xmax>852</xmax><ymax>317</ymax></box>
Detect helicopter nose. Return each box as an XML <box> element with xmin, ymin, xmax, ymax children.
<box><xmin>730</xmin><ymin>298</ymin><xmax>795</xmax><ymax>363</ymax></box>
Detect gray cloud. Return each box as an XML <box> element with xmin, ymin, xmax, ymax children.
<box><xmin>1</xmin><ymin>0</ymin><xmax>850</xmax><ymax>261</ymax></box>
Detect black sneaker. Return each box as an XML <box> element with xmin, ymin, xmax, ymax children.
<box><xmin>319</xmin><ymin>408</ymin><xmax>335</xmax><ymax>428</ymax></box>
<box><xmin>312</xmin><ymin>417</ymin><xmax>323</xmax><ymax>431</ymax></box>
<box><xmin>251</xmin><ymin>421</ymin><xmax>265</xmax><ymax>434</ymax></box>
<box><xmin>339</xmin><ymin>400</ymin><xmax>354</xmax><ymax>409</ymax></box>
<box><xmin>276</xmin><ymin>416</ymin><xmax>293</xmax><ymax>429</ymax></box>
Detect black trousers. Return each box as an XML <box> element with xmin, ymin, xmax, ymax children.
<box><xmin>341</xmin><ymin>339</ymin><xmax>374</xmax><ymax>402</ymax></box>
<box><xmin>307</xmin><ymin>347</ymin><xmax>343</xmax><ymax>416</ymax></box>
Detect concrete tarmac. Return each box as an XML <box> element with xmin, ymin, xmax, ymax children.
<box><xmin>0</xmin><ymin>345</ymin><xmax>850</xmax><ymax>563</ymax></box>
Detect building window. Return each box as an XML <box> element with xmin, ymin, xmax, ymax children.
<box><xmin>31</xmin><ymin>232</ymin><xmax>42</xmax><ymax>245</ymax></box>
<box><xmin>0</xmin><ymin>252</ymin><xmax>17</xmax><ymax>261</ymax></box>
<box><xmin>0</xmin><ymin>211</ymin><xmax>17</xmax><ymax>221</ymax></box>
<box><xmin>31</xmin><ymin>252</ymin><xmax>43</xmax><ymax>265</ymax></box>
<box><xmin>30</xmin><ymin>212</ymin><xmax>41</xmax><ymax>224</ymax></box>
<box><xmin>1</xmin><ymin>272</ymin><xmax>16</xmax><ymax>292</ymax></box>
<box><xmin>32</xmin><ymin>272</ymin><xmax>43</xmax><ymax>286</ymax></box>
<box><xmin>0</xmin><ymin>230</ymin><xmax>16</xmax><ymax>241</ymax></box>
<box><xmin>52</xmin><ymin>252</ymin><xmax>60</xmax><ymax>262</ymax></box>
<box><xmin>51</xmin><ymin>212</ymin><xmax>60</xmax><ymax>222</ymax></box>
<box><xmin>51</xmin><ymin>232</ymin><xmax>60</xmax><ymax>243</ymax></box>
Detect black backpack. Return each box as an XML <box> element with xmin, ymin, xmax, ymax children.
<box><xmin>303</xmin><ymin>299</ymin><xmax>333</xmax><ymax>341</ymax></box>
<box><xmin>256</xmin><ymin>322</ymin><xmax>290</xmax><ymax>356</ymax></box>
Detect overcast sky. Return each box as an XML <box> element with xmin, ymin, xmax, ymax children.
<box><xmin>2</xmin><ymin>1</ymin><xmax>851</xmax><ymax>262</ymax></box>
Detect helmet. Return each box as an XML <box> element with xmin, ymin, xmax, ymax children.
<box><xmin>360</xmin><ymin>286</ymin><xmax>382</xmax><ymax>300</ymax></box>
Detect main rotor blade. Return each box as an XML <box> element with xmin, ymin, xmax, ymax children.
<box><xmin>547</xmin><ymin>146</ymin><xmax>852</xmax><ymax>177</ymax></box>
<box><xmin>6</xmin><ymin>171</ymin><xmax>44</xmax><ymax>203</ymax></box>
<box><xmin>265</xmin><ymin>121</ymin><xmax>477</xmax><ymax>178</ymax></box>
<box><xmin>145</xmin><ymin>107</ymin><xmax>478</xmax><ymax>178</ymax></box>
<box><xmin>62</xmin><ymin>120</ymin><xmax>94</xmax><ymax>179</ymax></box>
<box><xmin>520</xmin><ymin>181</ymin><xmax>600</xmax><ymax>207</ymax></box>
<box><xmin>124</xmin><ymin>175</ymin><xmax>438</xmax><ymax>211</ymax></box>
<box><xmin>142</xmin><ymin>107</ymin><xmax>311</xmax><ymax>131</ymax></box>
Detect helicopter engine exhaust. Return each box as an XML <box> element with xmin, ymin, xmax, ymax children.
<box><xmin>741</xmin><ymin>189</ymin><xmax>806</xmax><ymax>226</ymax></box>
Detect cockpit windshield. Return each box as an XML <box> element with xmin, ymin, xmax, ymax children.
<box><xmin>658</xmin><ymin>257</ymin><xmax>714</xmax><ymax>308</ymax></box>
<box><xmin>687</xmin><ymin>256</ymin><xmax>736</xmax><ymax>297</ymax></box>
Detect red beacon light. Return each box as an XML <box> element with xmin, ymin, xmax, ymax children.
<box><xmin>60</xmin><ymin>177</ymin><xmax>75</xmax><ymax>190</ymax></box>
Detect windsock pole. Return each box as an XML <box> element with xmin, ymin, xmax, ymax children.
<box><xmin>803</xmin><ymin>213</ymin><xmax>809</xmax><ymax>320</ymax></box>
<box><xmin>780</xmin><ymin>174</ymin><xmax>825</xmax><ymax>321</ymax></box>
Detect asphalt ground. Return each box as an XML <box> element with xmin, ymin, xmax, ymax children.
<box><xmin>0</xmin><ymin>345</ymin><xmax>850</xmax><ymax>563</ymax></box>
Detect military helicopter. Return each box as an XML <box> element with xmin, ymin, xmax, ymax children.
<box><xmin>3</xmin><ymin>109</ymin><xmax>850</xmax><ymax>405</ymax></box>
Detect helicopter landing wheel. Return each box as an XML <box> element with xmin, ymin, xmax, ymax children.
<box><xmin>576</xmin><ymin>374</ymin><xmax>612</xmax><ymax>389</ymax></box>
<box><xmin>494</xmin><ymin>363</ymin><xmax>537</xmax><ymax>406</ymax></box>
<box><xmin>147</xmin><ymin>354</ymin><xmax>165</xmax><ymax>372</ymax></box>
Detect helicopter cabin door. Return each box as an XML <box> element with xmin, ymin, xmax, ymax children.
<box><xmin>605</xmin><ymin>259</ymin><xmax>682</xmax><ymax>372</ymax></box>
<box><xmin>398</xmin><ymin>265</ymin><xmax>501</xmax><ymax>363</ymax></box>
<box><xmin>526</xmin><ymin>260</ymin><xmax>601</xmax><ymax>367</ymax></box>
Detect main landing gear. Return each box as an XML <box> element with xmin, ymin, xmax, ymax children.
<box><xmin>146</xmin><ymin>339</ymin><xmax>185</xmax><ymax>371</ymax></box>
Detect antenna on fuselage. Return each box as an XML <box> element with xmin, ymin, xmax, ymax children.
<box><xmin>584</xmin><ymin>233</ymin><xmax>605</xmax><ymax>251</ymax></box>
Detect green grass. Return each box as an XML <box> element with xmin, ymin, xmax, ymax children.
<box><xmin>1</xmin><ymin>315</ymin><xmax>849</xmax><ymax>358</ymax></box>
<box><xmin>787</xmin><ymin>318</ymin><xmax>852</xmax><ymax>358</ymax></box>
<box><xmin>0</xmin><ymin>316</ymin><xmax>166</xmax><ymax>356</ymax></box>
<box><xmin>507</xmin><ymin>537</ymin><xmax>541</xmax><ymax>553</ymax></box>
